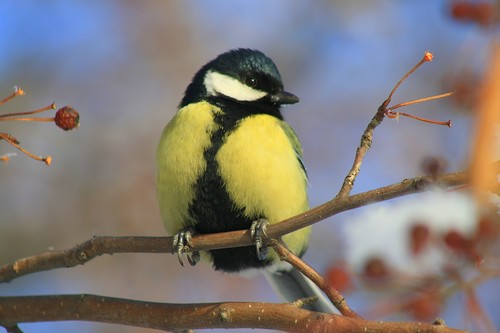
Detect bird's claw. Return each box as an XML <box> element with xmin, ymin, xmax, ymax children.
<box><xmin>172</xmin><ymin>229</ymin><xmax>200</xmax><ymax>267</ymax></box>
<box><xmin>251</xmin><ymin>218</ymin><xmax>269</xmax><ymax>261</ymax></box>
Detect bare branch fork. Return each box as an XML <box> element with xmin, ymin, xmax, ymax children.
<box><xmin>336</xmin><ymin>51</ymin><xmax>452</xmax><ymax>198</ymax></box>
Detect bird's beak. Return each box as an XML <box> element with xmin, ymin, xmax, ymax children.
<box><xmin>269</xmin><ymin>90</ymin><xmax>300</xmax><ymax>105</ymax></box>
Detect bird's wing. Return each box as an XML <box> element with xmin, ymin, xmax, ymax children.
<box><xmin>279</xmin><ymin>121</ymin><xmax>308</xmax><ymax>178</ymax></box>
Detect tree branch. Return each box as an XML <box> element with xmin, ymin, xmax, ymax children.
<box><xmin>271</xmin><ymin>239</ymin><xmax>361</xmax><ymax>319</ymax></box>
<box><xmin>0</xmin><ymin>294</ymin><xmax>467</xmax><ymax>333</ymax></box>
<box><xmin>268</xmin><ymin>165</ymin><xmax>468</xmax><ymax>241</ymax></box>
<box><xmin>335</xmin><ymin>97</ymin><xmax>388</xmax><ymax>198</ymax></box>
<box><xmin>0</xmin><ymin>168</ymin><xmax>471</xmax><ymax>283</ymax></box>
<box><xmin>336</xmin><ymin>51</ymin><xmax>437</xmax><ymax>198</ymax></box>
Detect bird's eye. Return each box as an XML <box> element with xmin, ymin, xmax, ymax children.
<box><xmin>245</xmin><ymin>77</ymin><xmax>258</xmax><ymax>88</ymax></box>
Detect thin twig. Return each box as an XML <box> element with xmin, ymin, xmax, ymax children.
<box><xmin>271</xmin><ymin>239</ymin><xmax>361</xmax><ymax>319</ymax></box>
<box><xmin>0</xmin><ymin>87</ymin><xmax>25</xmax><ymax>106</ymax></box>
<box><xmin>0</xmin><ymin>133</ymin><xmax>51</xmax><ymax>165</ymax></box>
<box><xmin>386</xmin><ymin>52</ymin><xmax>432</xmax><ymax>105</ymax></box>
<box><xmin>0</xmin><ymin>117</ymin><xmax>55</xmax><ymax>122</ymax></box>
<box><xmin>0</xmin><ymin>103</ymin><xmax>56</xmax><ymax>118</ymax></box>
<box><xmin>336</xmin><ymin>51</ymin><xmax>439</xmax><ymax>198</ymax></box>
<box><xmin>335</xmin><ymin>101</ymin><xmax>386</xmax><ymax>198</ymax></box>
<box><xmin>386</xmin><ymin>111</ymin><xmax>452</xmax><ymax>127</ymax></box>
<box><xmin>387</xmin><ymin>92</ymin><xmax>455</xmax><ymax>111</ymax></box>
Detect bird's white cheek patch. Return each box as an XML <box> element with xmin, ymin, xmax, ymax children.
<box><xmin>204</xmin><ymin>71</ymin><xmax>267</xmax><ymax>102</ymax></box>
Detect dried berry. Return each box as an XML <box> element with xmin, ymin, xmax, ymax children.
<box><xmin>55</xmin><ymin>106</ymin><xmax>79</xmax><ymax>131</ymax></box>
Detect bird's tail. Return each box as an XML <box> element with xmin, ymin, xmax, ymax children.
<box><xmin>265</xmin><ymin>268</ymin><xmax>337</xmax><ymax>313</ymax></box>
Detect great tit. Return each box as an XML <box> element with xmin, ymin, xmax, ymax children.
<box><xmin>156</xmin><ymin>48</ymin><xmax>334</xmax><ymax>312</ymax></box>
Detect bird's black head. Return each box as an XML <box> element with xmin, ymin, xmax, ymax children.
<box><xmin>180</xmin><ymin>49</ymin><xmax>299</xmax><ymax>112</ymax></box>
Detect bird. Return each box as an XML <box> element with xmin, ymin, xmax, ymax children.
<box><xmin>156</xmin><ymin>48</ymin><xmax>335</xmax><ymax>313</ymax></box>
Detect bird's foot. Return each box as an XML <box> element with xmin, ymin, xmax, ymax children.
<box><xmin>250</xmin><ymin>218</ymin><xmax>269</xmax><ymax>261</ymax></box>
<box><xmin>172</xmin><ymin>229</ymin><xmax>200</xmax><ymax>266</ymax></box>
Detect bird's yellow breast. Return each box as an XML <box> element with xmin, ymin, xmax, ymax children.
<box><xmin>215</xmin><ymin>113</ymin><xmax>311</xmax><ymax>257</ymax></box>
<box><xmin>216</xmin><ymin>114</ymin><xmax>308</xmax><ymax>223</ymax></box>
<box><xmin>156</xmin><ymin>101</ymin><xmax>219</xmax><ymax>234</ymax></box>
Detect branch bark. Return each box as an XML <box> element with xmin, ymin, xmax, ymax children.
<box><xmin>271</xmin><ymin>240</ymin><xmax>360</xmax><ymax>319</ymax></box>
<box><xmin>0</xmin><ymin>295</ymin><xmax>467</xmax><ymax>333</ymax></box>
<box><xmin>0</xmin><ymin>168</ymin><xmax>470</xmax><ymax>284</ymax></box>
<box><xmin>0</xmin><ymin>169</ymin><xmax>469</xmax><ymax>283</ymax></box>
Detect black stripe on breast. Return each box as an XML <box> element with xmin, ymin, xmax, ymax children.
<box><xmin>187</xmin><ymin>99</ymin><xmax>280</xmax><ymax>272</ymax></box>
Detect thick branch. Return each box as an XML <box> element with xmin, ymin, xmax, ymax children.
<box><xmin>0</xmin><ymin>169</ymin><xmax>470</xmax><ymax>283</ymax></box>
<box><xmin>0</xmin><ymin>236</ymin><xmax>171</xmax><ymax>283</ymax></box>
<box><xmin>0</xmin><ymin>294</ymin><xmax>467</xmax><ymax>333</ymax></box>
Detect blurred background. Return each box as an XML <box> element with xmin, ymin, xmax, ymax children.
<box><xmin>0</xmin><ymin>1</ymin><xmax>497</xmax><ymax>332</ymax></box>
